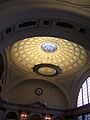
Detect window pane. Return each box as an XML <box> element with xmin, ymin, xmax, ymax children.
<box><xmin>85</xmin><ymin>113</ymin><xmax>90</xmax><ymax>120</ymax></box>
<box><xmin>82</xmin><ymin>81</ymin><xmax>88</xmax><ymax>105</ymax></box>
<box><xmin>87</xmin><ymin>77</ymin><xmax>90</xmax><ymax>102</ymax></box>
<box><xmin>88</xmin><ymin>113</ymin><xmax>90</xmax><ymax>120</ymax></box>
<box><xmin>77</xmin><ymin>88</ymin><xmax>82</xmax><ymax>107</ymax></box>
<box><xmin>77</xmin><ymin>115</ymin><xmax>83</xmax><ymax>120</ymax></box>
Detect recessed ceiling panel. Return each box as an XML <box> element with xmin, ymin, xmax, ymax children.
<box><xmin>10</xmin><ymin>37</ymin><xmax>87</xmax><ymax>76</ymax></box>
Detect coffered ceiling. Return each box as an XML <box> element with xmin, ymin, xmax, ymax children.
<box><xmin>10</xmin><ymin>37</ymin><xmax>87</xmax><ymax>76</ymax></box>
<box><xmin>0</xmin><ymin>0</ymin><xmax>90</xmax><ymax>109</ymax></box>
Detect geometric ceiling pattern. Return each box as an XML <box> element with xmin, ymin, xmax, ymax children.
<box><xmin>10</xmin><ymin>37</ymin><xmax>87</xmax><ymax>76</ymax></box>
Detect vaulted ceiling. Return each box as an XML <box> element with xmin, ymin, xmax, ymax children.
<box><xmin>0</xmin><ymin>0</ymin><xmax>90</xmax><ymax>110</ymax></box>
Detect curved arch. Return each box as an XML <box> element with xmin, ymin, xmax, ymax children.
<box><xmin>6</xmin><ymin>78</ymin><xmax>71</xmax><ymax>108</ymax></box>
<box><xmin>0</xmin><ymin>0</ymin><xmax>89</xmax><ymax>51</ymax></box>
<box><xmin>0</xmin><ymin>53</ymin><xmax>4</xmax><ymax>94</ymax></box>
<box><xmin>5</xmin><ymin>79</ymin><xmax>70</xmax><ymax>109</ymax></box>
<box><xmin>0</xmin><ymin>53</ymin><xmax>4</xmax><ymax>81</ymax></box>
<box><xmin>30</xmin><ymin>114</ymin><xmax>41</xmax><ymax>120</ymax></box>
<box><xmin>5</xmin><ymin>111</ymin><xmax>17</xmax><ymax>119</ymax></box>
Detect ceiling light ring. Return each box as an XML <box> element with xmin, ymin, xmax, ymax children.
<box><xmin>33</xmin><ymin>63</ymin><xmax>62</xmax><ymax>77</ymax></box>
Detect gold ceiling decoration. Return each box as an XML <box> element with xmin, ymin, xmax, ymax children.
<box><xmin>10</xmin><ymin>37</ymin><xmax>87</xmax><ymax>76</ymax></box>
<box><xmin>38</xmin><ymin>67</ymin><xmax>56</xmax><ymax>76</ymax></box>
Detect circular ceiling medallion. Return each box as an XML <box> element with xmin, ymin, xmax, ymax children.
<box><xmin>33</xmin><ymin>64</ymin><xmax>62</xmax><ymax>77</ymax></box>
<box><xmin>63</xmin><ymin>0</ymin><xmax>90</xmax><ymax>6</ymax></box>
<box><xmin>35</xmin><ymin>88</ymin><xmax>43</xmax><ymax>96</ymax></box>
<box><xmin>41</xmin><ymin>42</ymin><xmax>58</xmax><ymax>52</ymax></box>
<box><xmin>10</xmin><ymin>37</ymin><xmax>87</xmax><ymax>76</ymax></box>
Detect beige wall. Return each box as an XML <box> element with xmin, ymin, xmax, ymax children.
<box><xmin>4</xmin><ymin>79</ymin><xmax>69</xmax><ymax>109</ymax></box>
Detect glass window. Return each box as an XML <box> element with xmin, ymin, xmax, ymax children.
<box><xmin>77</xmin><ymin>89</ymin><xmax>83</xmax><ymax>107</ymax></box>
<box><xmin>77</xmin><ymin>77</ymin><xmax>90</xmax><ymax>107</ymax></box>
<box><xmin>77</xmin><ymin>115</ymin><xmax>83</xmax><ymax>120</ymax></box>
<box><xmin>85</xmin><ymin>113</ymin><xmax>90</xmax><ymax>120</ymax></box>
<box><xmin>87</xmin><ymin>78</ymin><xmax>90</xmax><ymax>103</ymax></box>
<box><xmin>77</xmin><ymin>114</ymin><xmax>90</xmax><ymax>120</ymax></box>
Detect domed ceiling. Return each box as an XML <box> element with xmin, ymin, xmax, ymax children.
<box><xmin>10</xmin><ymin>37</ymin><xmax>87</xmax><ymax>77</ymax></box>
<box><xmin>0</xmin><ymin>0</ymin><xmax>90</xmax><ymax>110</ymax></box>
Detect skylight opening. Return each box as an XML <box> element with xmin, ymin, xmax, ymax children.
<box><xmin>41</xmin><ymin>42</ymin><xmax>58</xmax><ymax>53</ymax></box>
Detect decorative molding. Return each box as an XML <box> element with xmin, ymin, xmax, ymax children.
<box><xmin>56</xmin><ymin>0</ymin><xmax>90</xmax><ymax>7</ymax></box>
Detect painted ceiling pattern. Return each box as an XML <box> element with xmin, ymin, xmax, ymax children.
<box><xmin>10</xmin><ymin>37</ymin><xmax>87</xmax><ymax>76</ymax></box>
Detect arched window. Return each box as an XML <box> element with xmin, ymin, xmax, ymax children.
<box><xmin>77</xmin><ymin>77</ymin><xmax>90</xmax><ymax>107</ymax></box>
<box><xmin>5</xmin><ymin>112</ymin><xmax>17</xmax><ymax>119</ymax></box>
